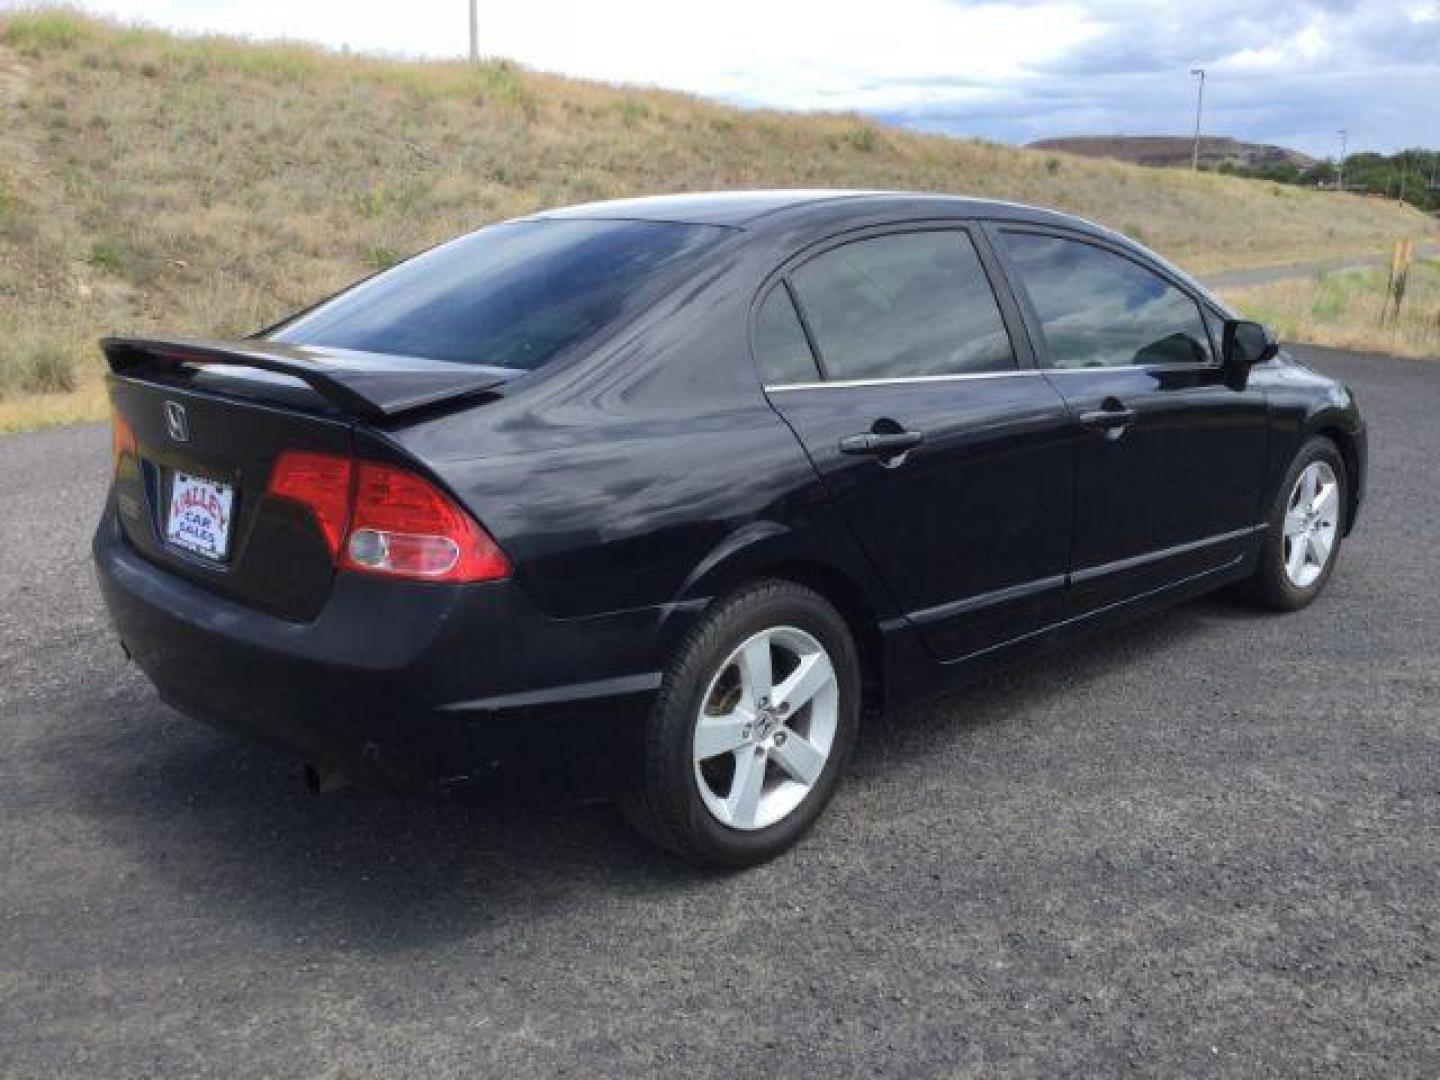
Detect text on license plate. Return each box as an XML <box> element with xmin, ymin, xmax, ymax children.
<box><xmin>166</xmin><ymin>471</ymin><xmax>235</xmax><ymax>560</ymax></box>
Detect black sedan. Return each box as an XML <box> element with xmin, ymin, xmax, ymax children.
<box><xmin>94</xmin><ymin>191</ymin><xmax>1366</xmax><ymax>867</ymax></box>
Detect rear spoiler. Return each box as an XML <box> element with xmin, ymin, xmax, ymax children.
<box><xmin>101</xmin><ymin>336</ymin><xmax>520</xmax><ymax>421</ymax></box>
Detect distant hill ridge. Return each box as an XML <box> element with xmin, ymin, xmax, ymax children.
<box><xmin>1029</xmin><ymin>136</ymin><xmax>1317</xmax><ymax>171</ymax></box>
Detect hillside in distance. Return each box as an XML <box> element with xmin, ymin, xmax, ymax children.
<box><xmin>0</xmin><ymin>10</ymin><xmax>1435</xmax><ymax>428</ymax></box>
<box><xmin>1030</xmin><ymin>136</ymin><xmax>1317</xmax><ymax>171</ymax></box>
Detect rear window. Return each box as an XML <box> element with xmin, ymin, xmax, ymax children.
<box><xmin>270</xmin><ymin>219</ymin><xmax>727</xmax><ymax>370</ymax></box>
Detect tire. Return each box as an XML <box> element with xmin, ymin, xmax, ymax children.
<box><xmin>1245</xmin><ymin>435</ymin><xmax>1347</xmax><ymax>612</ymax></box>
<box><xmin>622</xmin><ymin>579</ymin><xmax>861</xmax><ymax>868</ymax></box>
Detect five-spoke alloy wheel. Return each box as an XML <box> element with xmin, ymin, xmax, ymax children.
<box><xmin>1248</xmin><ymin>435</ymin><xmax>1348</xmax><ymax>611</ymax></box>
<box><xmin>624</xmin><ymin>580</ymin><xmax>860</xmax><ymax>868</ymax></box>
<box><xmin>692</xmin><ymin>626</ymin><xmax>839</xmax><ymax>831</ymax></box>
<box><xmin>1282</xmin><ymin>460</ymin><xmax>1341</xmax><ymax>590</ymax></box>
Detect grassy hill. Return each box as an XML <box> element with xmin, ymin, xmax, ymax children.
<box><xmin>1</xmin><ymin>10</ymin><xmax>1436</xmax><ymax>430</ymax></box>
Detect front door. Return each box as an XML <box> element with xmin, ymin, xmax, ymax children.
<box><xmin>993</xmin><ymin>226</ymin><xmax>1269</xmax><ymax>614</ymax></box>
<box><xmin>757</xmin><ymin>226</ymin><xmax>1074</xmax><ymax>661</ymax></box>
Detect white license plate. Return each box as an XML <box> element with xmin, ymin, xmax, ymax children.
<box><xmin>166</xmin><ymin>471</ymin><xmax>235</xmax><ymax>561</ymax></box>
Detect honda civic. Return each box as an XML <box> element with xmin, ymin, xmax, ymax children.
<box><xmin>94</xmin><ymin>191</ymin><xmax>1366</xmax><ymax>866</ymax></box>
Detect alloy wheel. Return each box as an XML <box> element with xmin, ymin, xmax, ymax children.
<box><xmin>692</xmin><ymin>626</ymin><xmax>839</xmax><ymax>831</ymax></box>
<box><xmin>1282</xmin><ymin>460</ymin><xmax>1340</xmax><ymax>589</ymax></box>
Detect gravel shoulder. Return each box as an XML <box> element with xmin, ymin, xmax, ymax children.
<box><xmin>1</xmin><ymin>346</ymin><xmax>1438</xmax><ymax>1078</ymax></box>
<box><xmin>1202</xmin><ymin>244</ymin><xmax>1440</xmax><ymax>290</ymax></box>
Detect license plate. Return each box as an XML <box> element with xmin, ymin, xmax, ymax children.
<box><xmin>166</xmin><ymin>471</ymin><xmax>235</xmax><ymax>561</ymax></box>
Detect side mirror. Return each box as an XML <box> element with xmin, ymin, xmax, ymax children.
<box><xmin>1222</xmin><ymin>319</ymin><xmax>1279</xmax><ymax>369</ymax></box>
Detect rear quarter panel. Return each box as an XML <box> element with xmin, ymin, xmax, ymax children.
<box><xmin>386</xmin><ymin>249</ymin><xmax>897</xmax><ymax>634</ymax></box>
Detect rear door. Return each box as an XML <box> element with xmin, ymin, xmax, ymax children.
<box><xmin>759</xmin><ymin>225</ymin><xmax>1074</xmax><ymax>662</ymax></box>
<box><xmin>991</xmin><ymin>225</ymin><xmax>1269</xmax><ymax>614</ymax></box>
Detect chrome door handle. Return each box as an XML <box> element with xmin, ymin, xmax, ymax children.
<box><xmin>839</xmin><ymin>430</ymin><xmax>924</xmax><ymax>456</ymax></box>
<box><xmin>1078</xmin><ymin>407</ymin><xmax>1137</xmax><ymax>428</ymax></box>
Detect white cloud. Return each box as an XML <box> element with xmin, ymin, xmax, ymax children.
<box><xmin>5</xmin><ymin>0</ymin><xmax>1435</xmax><ymax>154</ymax></box>
<box><xmin>39</xmin><ymin>0</ymin><xmax>1096</xmax><ymax>111</ymax></box>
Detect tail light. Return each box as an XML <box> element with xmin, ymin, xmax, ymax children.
<box><xmin>266</xmin><ymin>451</ymin><xmax>352</xmax><ymax>556</ymax></box>
<box><xmin>111</xmin><ymin>408</ymin><xmax>137</xmax><ymax>473</ymax></box>
<box><xmin>267</xmin><ymin>451</ymin><xmax>509</xmax><ymax>583</ymax></box>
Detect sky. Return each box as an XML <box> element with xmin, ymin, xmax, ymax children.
<box><xmin>15</xmin><ymin>0</ymin><xmax>1439</xmax><ymax>157</ymax></box>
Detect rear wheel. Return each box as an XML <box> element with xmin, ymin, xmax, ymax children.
<box><xmin>1245</xmin><ymin>436</ymin><xmax>1346</xmax><ymax>611</ymax></box>
<box><xmin>624</xmin><ymin>580</ymin><xmax>860</xmax><ymax>868</ymax></box>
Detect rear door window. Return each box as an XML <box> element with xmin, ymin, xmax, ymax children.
<box><xmin>271</xmin><ymin>219</ymin><xmax>727</xmax><ymax>371</ymax></box>
<box><xmin>754</xmin><ymin>285</ymin><xmax>821</xmax><ymax>385</ymax></box>
<box><xmin>999</xmin><ymin>231</ymin><xmax>1212</xmax><ymax>369</ymax></box>
<box><xmin>788</xmin><ymin>231</ymin><xmax>1016</xmax><ymax>381</ymax></box>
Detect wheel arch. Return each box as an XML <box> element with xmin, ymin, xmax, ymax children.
<box><xmin>750</xmin><ymin>559</ymin><xmax>886</xmax><ymax>719</ymax></box>
<box><xmin>1309</xmin><ymin>422</ymin><xmax>1361</xmax><ymax>534</ymax></box>
<box><xmin>662</xmin><ymin>526</ymin><xmax>892</xmax><ymax>720</ymax></box>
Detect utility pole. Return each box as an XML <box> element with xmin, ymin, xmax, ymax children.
<box><xmin>1336</xmin><ymin>129</ymin><xmax>1347</xmax><ymax>191</ymax></box>
<box><xmin>1190</xmin><ymin>69</ymin><xmax>1206</xmax><ymax>171</ymax></box>
<box><xmin>468</xmin><ymin>0</ymin><xmax>478</xmax><ymax>63</ymax></box>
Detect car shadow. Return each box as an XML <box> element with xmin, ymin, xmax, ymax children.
<box><xmin>53</xmin><ymin>592</ymin><xmax>1260</xmax><ymax>949</ymax></box>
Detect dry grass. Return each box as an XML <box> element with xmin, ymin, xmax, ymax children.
<box><xmin>2</xmin><ymin>8</ymin><xmax>1437</xmax><ymax>430</ymax></box>
<box><xmin>1219</xmin><ymin>261</ymin><xmax>1440</xmax><ymax>359</ymax></box>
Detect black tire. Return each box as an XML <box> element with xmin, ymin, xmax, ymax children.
<box><xmin>622</xmin><ymin>579</ymin><xmax>861</xmax><ymax>869</ymax></box>
<box><xmin>1244</xmin><ymin>435</ymin><xmax>1347</xmax><ymax>612</ymax></box>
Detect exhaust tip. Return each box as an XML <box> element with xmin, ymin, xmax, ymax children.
<box><xmin>303</xmin><ymin>764</ymin><xmax>347</xmax><ymax>795</ymax></box>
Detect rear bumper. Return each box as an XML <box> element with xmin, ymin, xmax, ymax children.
<box><xmin>93</xmin><ymin>507</ymin><xmax>674</xmax><ymax>798</ymax></box>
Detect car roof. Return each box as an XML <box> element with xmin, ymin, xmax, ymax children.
<box><xmin>534</xmin><ymin>189</ymin><xmax>1097</xmax><ymax>233</ymax></box>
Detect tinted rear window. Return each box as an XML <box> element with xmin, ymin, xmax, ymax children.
<box><xmin>270</xmin><ymin>219</ymin><xmax>727</xmax><ymax>370</ymax></box>
<box><xmin>788</xmin><ymin>231</ymin><xmax>1016</xmax><ymax>381</ymax></box>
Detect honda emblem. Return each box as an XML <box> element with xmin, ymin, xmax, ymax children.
<box><xmin>164</xmin><ymin>400</ymin><xmax>189</xmax><ymax>443</ymax></box>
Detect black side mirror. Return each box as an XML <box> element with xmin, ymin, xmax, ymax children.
<box><xmin>1222</xmin><ymin>319</ymin><xmax>1279</xmax><ymax>369</ymax></box>
<box><xmin>1220</xmin><ymin>320</ymin><xmax>1278</xmax><ymax>390</ymax></box>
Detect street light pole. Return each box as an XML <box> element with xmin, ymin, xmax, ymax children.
<box><xmin>1336</xmin><ymin>129</ymin><xmax>1348</xmax><ymax>191</ymax></box>
<box><xmin>1190</xmin><ymin>68</ymin><xmax>1206</xmax><ymax>171</ymax></box>
<box><xmin>468</xmin><ymin>0</ymin><xmax>478</xmax><ymax>63</ymax></box>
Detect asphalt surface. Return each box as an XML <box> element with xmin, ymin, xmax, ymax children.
<box><xmin>1202</xmin><ymin>245</ymin><xmax>1440</xmax><ymax>291</ymax></box>
<box><xmin>2</xmin><ymin>345</ymin><xmax>1438</xmax><ymax>1078</ymax></box>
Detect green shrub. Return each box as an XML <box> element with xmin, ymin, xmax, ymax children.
<box><xmin>849</xmin><ymin>126</ymin><xmax>879</xmax><ymax>153</ymax></box>
<box><xmin>365</xmin><ymin>245</ymin><xmax>399</xmax><ymax>270</ymax></box>
<box><xmin>2</xmin><ymin>12</ymin><xmax>91</xmax><ymax>51</ymax></box>
<box><xmin>613</xmin><ymin>98</ymin><xmax>651</xmax><ymax>127</ymax></box>
<box><xmin>1310</xmin><ymin>270</ymin><xmax>1354</xmax><ymax>320</ymax></box>
<box><xmin>476</xmin><ymin>60</ymin><xmax>536</xmax><ymax>117</ymax></box>
<box><xmin>87</xmin><ymin>239</ymin><xmax>126</xmax><ymax>273</ymax></box>
<box><xmin>19</xmin><ymin>344</ymin><xmax>77</xmax><ymax>394</ymax></box>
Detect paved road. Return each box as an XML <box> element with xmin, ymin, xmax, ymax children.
<box><xmin>1203</xmin><ymin>245</ymin><xmax>1440</xmax><ymax>291</ymax></box>
<box><xmin>2</xmin><ymin>346</ymin><xmax>1438</xmax><ymax>1078</ymax></box>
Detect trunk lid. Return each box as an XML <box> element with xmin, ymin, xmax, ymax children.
<box><xmin>104</xmin><ymin>337</ymin><xmax>514</xmax><ymax>621</ymax></box>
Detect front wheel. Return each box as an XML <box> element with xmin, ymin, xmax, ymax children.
<box><xmin>623</xmin><ymin>580</ymin><xmax>861</xmax><ymax>868</ymax></box>
<box><xmin>1245</xmin><ymin>436</ymin><xmax>1347</xmax><ymax>611</ymax></box>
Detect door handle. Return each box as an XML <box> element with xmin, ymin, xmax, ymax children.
<box><xmin>1078</xmin><ymin>405</ymin><xmax>1137</xmax><ymax>429</ymax></box>
<box><xmin>839</xmin><ymin>430</ymin><xmax>925</xmax><ymax>457</ymax></box>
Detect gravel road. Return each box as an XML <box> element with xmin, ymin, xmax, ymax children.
<box><xmin>2</xmin><ymin>346</ymin><xmax>1437</xmax><ymax>1078</ymax></box>
<box><xmin>1203</xmin><ymin>245</ymin><xmax>1440</xmax><ymax>290</ymax></box>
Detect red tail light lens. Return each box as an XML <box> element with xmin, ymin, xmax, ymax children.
<box><xmin>267</xmin><ymin>451</ymin><xmax>509</xmax><ymax>583</ymax></box>
<box><xmin>111</xmin><ymin>408</ymin><xmax>137</xmax><ymax>472</ymax></box>
<box><xmin>268</xmin><ymin>451</ymin><xmax>354</xmax><ymax>557</ymax></box>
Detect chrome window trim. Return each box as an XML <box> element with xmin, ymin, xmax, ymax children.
<box><xmin>1044</xmin><ymin>361</ymin><xmax>1222</xmax><ymax>375</ymax></box>
<box><xmin>764</xmin><ymin>370</ymin><xmax>1042</xmax><ymax>392</ymax></box>
<box><xmin>763</xmin><ymin>360</ymin><xmax>1223</xmax><ymax>391</ymax></box>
